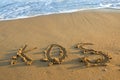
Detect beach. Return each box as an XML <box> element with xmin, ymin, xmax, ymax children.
<box><xmin>0</xmin><ymin>10</ymin><xmax>120</xmax><ymax>80</ymax></box>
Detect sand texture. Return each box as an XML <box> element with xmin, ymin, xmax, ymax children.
<box><xmin>0</xmin><ymin>11</ymin><xmax>120</xmax><ymax>80</ymax></box>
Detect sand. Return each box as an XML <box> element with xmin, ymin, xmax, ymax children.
<box><xmin>0</xmin><ymin>10</ymin><xmax>120</xmax><ymax>80</ymax></box>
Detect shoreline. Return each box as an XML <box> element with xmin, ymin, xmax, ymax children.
<box><xmin>0</xmin><ymin>8</ymin><xmax>120</xmax><ymax>22</ymax></box>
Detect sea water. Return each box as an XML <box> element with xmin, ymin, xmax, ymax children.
<box><xmin>0</xmin><ymin>0</ymin><xmax>120</xmax><ymax>21</ymax></box>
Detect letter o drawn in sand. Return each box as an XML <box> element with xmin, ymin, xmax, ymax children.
<box><xmin>42</xmin><ymin>44</ymin><xmax>67</xmax><ymax>66</ymax></box>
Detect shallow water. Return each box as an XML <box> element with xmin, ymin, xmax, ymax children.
<box><xmin>0</xmin><ymin>0</ymin><xmax>120</xmax><ymax>20</ymax></box>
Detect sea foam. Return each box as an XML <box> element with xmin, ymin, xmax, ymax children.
<box><xmin>0</xmin><ymin>0</ymin><xmax>120</xmax><ymax>21</ymax></box>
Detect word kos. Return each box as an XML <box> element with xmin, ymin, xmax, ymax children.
<box><xmin>10</xmin><ymin>43</ymin><xmax>112</xmax><ymax>67</ymax></box>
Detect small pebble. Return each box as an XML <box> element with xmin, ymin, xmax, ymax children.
<box><xmin>102</xmin><ymin>68</ymin><xmax>107</xmax><ymax>71</ymax></box>
<box><xmin>41</xmin><ymin>58</ymin><xmax>48</xmax><ymax>62</ymax></box>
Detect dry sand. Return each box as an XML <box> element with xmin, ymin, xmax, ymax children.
<box><xmin>0</xmin><ymin>10</ymin><xmax>120</xmax><ymax>80</ymax></box>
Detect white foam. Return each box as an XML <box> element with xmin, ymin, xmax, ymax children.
<box><xmin>100</xmin><ymin>3</ymin><xmax>113</xmax><ymax>8</ymax></box>
<box><xmin>0</xmin><ymin>7</ymin><xmax>106</xmax><ymax>21</ymax></box>
<box><xmin>0</xmin><ymin>0</ymin><xmax>120</xmax><ymax>21</ymax></box>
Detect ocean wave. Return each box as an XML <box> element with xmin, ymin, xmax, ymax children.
<box><xmin>0</xmin><ymin>0</ymin><xmax>120</xmax><ymax>21</ymax></box>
